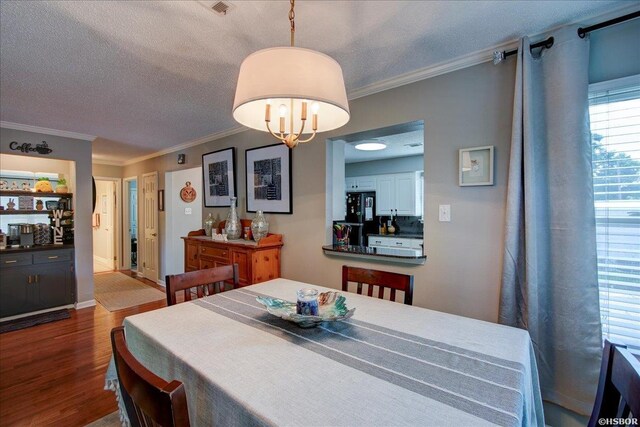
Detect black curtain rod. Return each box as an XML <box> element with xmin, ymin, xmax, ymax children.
<box><xmin>578</xmin><ymin>10</ymin><xmax>640</xmax><ymax>38</ymax></box>
<box><xmin>503</xmin><ymin>37</ymin><xmax>554</xmax><ymax>59</ymax></box>
<box><xmin>494</xmin><ymin>10</ymin><xmax>640</xmax><ymax>63</ymax></box>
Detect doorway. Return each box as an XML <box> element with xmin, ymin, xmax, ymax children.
<box><xmin>123</xmin><ymin>177</ymin><xmax>138</xmax><ymax>272</ymax></box>
<box><xmin>92</xmin><ymin>178</ymin><xmax>122</xmax><ymax>273</ymax></box>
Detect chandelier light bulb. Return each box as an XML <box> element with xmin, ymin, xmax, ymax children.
<box><xmin>311</xmin><ymin>102</ymin><xmax>320</xmax><ymax>114</ymax></box>
<box><xmin>279</xmin><ymin>104</ymin><xmax>288</xmax><ymax>117</ymax></box>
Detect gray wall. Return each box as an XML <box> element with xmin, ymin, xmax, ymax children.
<box><xmin>124</xmin><ymin>58</ymin><xmax>515</xmax><ymax>322</ymax></box>
<box><xmin>0</xmin><ymin>128</ymin><xmax>94</xmax><ymax>304</ymax></box>
<box><xmin>121</xmin><ymin>18</ymin><xmax>639</xmax><ymax>323</ymax></box>
<box><xmin>93</xmin><ymin>163</ymin><xmax>123</xmax><ymax>178</ymax></box>
<box><xmin>346</xmin><ymin>155</ymin><xmax>424</xmax><ymax>177</ymax></box>
<box><xmin>589</xmin><ymin>18</ymin><xmax>640</xmax><ymax>84</ymax></box>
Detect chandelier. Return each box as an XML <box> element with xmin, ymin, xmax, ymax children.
<box><xmin>232</xmin><ymin>0</ymin><xmax>350</xmax><ymax>148</ymax></box>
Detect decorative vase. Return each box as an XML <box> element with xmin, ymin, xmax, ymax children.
<box><xmin>204</xmin><ymin>213</ymin><xmax>215</xmax><ymax>237</ymax></box>
<box><xmin>251</xmin><ymin>210</ymin><xmax>269</xmax><ymax>243</ymax></box>
<box><xmin>36</xmin><ymin>201</ymin><xmax>44</xmax><ymax>211</ymax></box>
<box><xmin>56</xmin><ymin>185</ymin><xmax>68</xmax><ymax>193</ymax></box>
<box><xmin>225</xmin><ymin>197</ymin><xmax>241</xmax><ymax>240</ymax></box>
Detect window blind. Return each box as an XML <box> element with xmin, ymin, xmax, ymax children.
<box><xmin>589</xmin><ymin>76</ymin><xmax>640</xmax><ymax>353</ymax></box>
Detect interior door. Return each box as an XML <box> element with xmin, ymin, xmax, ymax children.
<box><xmin>92</xmin><ymin>180</ymin><xmax>116</xmax><ymax>271</ymax></box>
<box><xmin>142</xmin><ymin>172</ymin><xmax>159</xmax><ymax>282</ymax></box>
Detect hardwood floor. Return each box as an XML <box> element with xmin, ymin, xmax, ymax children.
<box><xmin>0</xmin><ymin>272</ymin><xmax>166</xmax><ymax>426</ymax></box>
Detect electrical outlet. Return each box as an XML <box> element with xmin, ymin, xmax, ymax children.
<box><xmin>185</xmin><ymin>207</ymin><xmax>192</xmax><ymax>215</ymax></box>
<box><xmin>439</xmin><ymin>205</ymin><xmax>451</xmax><ymax>222</ymax></box>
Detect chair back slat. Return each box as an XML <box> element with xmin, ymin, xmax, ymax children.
<box><xmin>341</xmin><ymin>265</ymin><xmax>414</xmax><ymax>305</ymax></box>
<box><xmin>166</xmin><ymin>264</ymin><xmax>239</xmax><ymax>306</ymax></box>
<box><xmin>111</xmin><ymin>327</ymin><xmax>190</xmax><ymax>427</ymax></box>
<box><xmin>589</xmin><ymin>340</ymin><xmax>640</xmax><ymax>427</ymax></box>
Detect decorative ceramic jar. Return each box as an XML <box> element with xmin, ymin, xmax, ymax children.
<box><xmin>204</xmin><ymin>213</ymin><xmax>215</xmax><ymax>236</ymax></box>
<box><xmin>35</xmin><ymin>200</ymin><xmax>44</xmax><ymax>211</ymax></box>
<box><xmin>56</xmin><ymin>178</ymin><xmax>68</xmax><ymax>193</ymax></box>
<box><xmin>296</xmin><ymin>288</ymin><xmax>319</xmax><ymax>316</ymax></box>
<box><xmin>251</xmin><ymin>210</ymin><xmax>269</xmax><ymax>243</ymax></box>
<box><xmin>225</xmin><ymin>197</ymin><xmax>241</xmax><ymax>240</ymax></box>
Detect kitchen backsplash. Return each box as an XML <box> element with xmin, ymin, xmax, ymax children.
<box><xmin>388</xmin><ymin>216</ymin><xmax>423</xmax><ymax>235</ymax></box>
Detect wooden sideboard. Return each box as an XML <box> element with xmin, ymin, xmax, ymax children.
<box><xmin>182</xmin><ymin>232</ymin><xmax>283</xmax><ymax>287</ymax></box>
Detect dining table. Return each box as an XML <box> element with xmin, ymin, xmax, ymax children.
<box><xmin>105</xmin><ymin>278</ymin><xmax>545</xmax><ymax>426</ymax></box>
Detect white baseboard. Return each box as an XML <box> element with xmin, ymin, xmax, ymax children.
<box><xmin>156</xmin><ymin>279</ymin><xmax>166</xmax><ymax>287</ymax></box>
<box><xmin>1</xmin><ymin>304</ymin><xmax>75</xmax><ymax>322</ymax></box>
<box><xmin>75</xmin><ymin>299</ymin><xmax>96</xmax><ymax>310</ymax></box>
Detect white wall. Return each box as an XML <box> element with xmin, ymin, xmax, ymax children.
<box><xmin>164</xmin><ymin>167</ymin><xmax>202</xmax><ymax>277</ymax></box>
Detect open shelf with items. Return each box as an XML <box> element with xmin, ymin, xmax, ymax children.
<box><xmin>0</xmin><ymin>190</ymin><xmax>73</xmax><ymax>198</ymax></box>
<box><xmin>0</xmin><ymin>210</ymin><xmax>56</xmax><ymax>215</ymax></box>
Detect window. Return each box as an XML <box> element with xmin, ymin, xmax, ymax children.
<box><xmin>589</xmin><ymin>75</ymin><xmax>640</xmax><ymax>353</ymax></box>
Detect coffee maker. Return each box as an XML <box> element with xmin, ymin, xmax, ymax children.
<box><xmin>20</xmin><ymin>224</ymin><xmax>34</xmax><ymax>247</ymax></box>
<box><xmin>7</xmin><ymin>223</ymin><xmax>21</xmax><ymax>247</ymax></box>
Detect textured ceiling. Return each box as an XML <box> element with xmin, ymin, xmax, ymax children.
<box><xmin>0</xmin><ymin>0</ymin><xmax>624</xmax><ymax>163</ymax></box>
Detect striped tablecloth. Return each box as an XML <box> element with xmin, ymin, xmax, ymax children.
<box><xmin>113</xmin><ymin>278</ymin><xmax>544</xmax><ymax>426</ymax></box>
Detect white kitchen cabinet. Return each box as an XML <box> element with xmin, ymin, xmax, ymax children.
<box><xmin>375</xmin><ymin>172</ymin><xmax>421</xmax><ymax>216</ymax></box>
<box><xmin>369</xmin><ymin>236</ymin><xmax>423</xmax><ymax>252</ymax></box>
<box><xmin>345</xmin><ymin>176</ymin><xmax>376</xmax><ymax>192</ymax></box>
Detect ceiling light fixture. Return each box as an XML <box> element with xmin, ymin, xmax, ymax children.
<box><xmin>232</xmin><ymin>0</ymin><xmax>350</xmax><ymax>148</ymax></box>
<box><xmin>355</xmin><ymin>142</ymin><xmax>387</xmax><ymax>151</ymax></box>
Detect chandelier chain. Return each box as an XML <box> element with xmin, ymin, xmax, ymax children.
<box><xmin>289</xmin><ymin>0</ymin><xmax>295</xmax><ymax>47</ymax></box>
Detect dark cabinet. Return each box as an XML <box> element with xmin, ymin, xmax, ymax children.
<box><xmin>0</xmin><ymin>248</ymin><xmax>75</xmax><ymax>318</ymax></box>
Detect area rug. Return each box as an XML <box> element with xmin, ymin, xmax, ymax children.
<box><xmin>94</xmin><ymin>272</ymin><xmax>165</xmax><ymax>312</ymax></box>
<box><xmin>0</xmin><ymin>309</ymin><xmax>70</xmax><ymax>334</ymax></box>
<box><xmin>84</xmin><ymin>411</ymin><xmax>121</xmax><ymax>427</ymax></box>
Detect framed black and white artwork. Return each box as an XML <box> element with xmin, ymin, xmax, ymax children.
<box><xmin>245</xmin><ymin>143</ymin><xmax>292</xmax><ymax>214</ymax></box>
<box><xmin>202</xmin><ymin>148</ymin><xmax>236</xmax><ymax>207</ymax></box>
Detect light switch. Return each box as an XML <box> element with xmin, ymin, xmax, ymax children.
<box><xmin>185</xmin><ymin>207</ymin><xmax>192</xmax><ymax>215</ymax></box>
<box><xmin>439</xmin><ymin>205</ymin><xmax>451</xmax><ymax>222</ymax></box>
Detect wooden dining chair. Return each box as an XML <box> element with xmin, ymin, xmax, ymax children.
<box><xmin>341</xmin><ymin>265</ymin><xmax>414</xmax><ymax>305</ymax></box>
<box><xmin>165</xmin><ymin>264</ymin><xmax>239</xmax><ymax>306</ymax></box>
<box><xmin>111</xmin><ymin>326</ymin><xmax>190</xmax><ymax>427</ymax></box>
<box><xmin>588</xmin><ymin>340</ymin><xmax>640</xmax><ymax>427</ymax></box>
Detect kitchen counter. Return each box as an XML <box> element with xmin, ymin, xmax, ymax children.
<box><xmin>367</xmin><ymin>233</ymin><xmax>423</xmax><ymax>239</ymax></box>
<box><xmin>0</xmin><ymin>243</ymin><xmax>75</xmax><ymax>253</ymax></box>
<box><xmin>322</xmin><ymin>244</ymin><xmax>426</xmax><ymax>265</ymax></box>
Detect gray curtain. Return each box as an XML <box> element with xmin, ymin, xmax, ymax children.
<box><xmin>499</xmin><ymin>26</ymin><xmax>603</xmax><ymax>415</ymax></box>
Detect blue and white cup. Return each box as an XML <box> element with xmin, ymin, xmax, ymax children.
<box><xmin>296</xmin><ymin>288</ymin><xmax>319</xmax><ymax>316</ymax></box>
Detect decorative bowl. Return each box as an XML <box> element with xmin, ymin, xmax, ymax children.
<box><xmin>256</xmin><ymin>291</ymin><xmax>355</xmax><ymax>328</ymax></box>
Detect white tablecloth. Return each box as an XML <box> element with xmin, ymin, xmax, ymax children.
<box><xmin>108</xmin><ymin>278</ymin><xmax>544</xmax><ymax>426</ymax></box>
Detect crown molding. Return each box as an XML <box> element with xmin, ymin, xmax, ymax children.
<box><xmin>348</xmin><ymin>40</ymin><xmax>518</xmax><ymax>101</ymax></box>
<box><xmin>92</xmin><ymin>158</ymin><xmax>126</xmax><ymax>166</ymax></box>
<box><xmin>348</xmin><ymin>3</ymin><xmax>640</xmax><ymax>101</ymax></box>
<box><xmin>116</xmin><ymin>125</ymin><xmax>247</xmax><ymax>166</ymax></box>
<box><xmin>0</xmin><ymin>121</ymin><xmax>95</xmax><ymax>141</ymax></box>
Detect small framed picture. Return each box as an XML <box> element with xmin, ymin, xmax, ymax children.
<box><xmin>245</xmin><ymin>143</ymin><xmax>292</xmax><ymax>214</ymax></box>
<box><xmin>459</xmin><ymin>146</ymin><xmax>494</xmax><ymax>186</ymax></box>
<box><xmin>202</xmin><ymin>148</ymin><xmax>236</xmax><ymax>207</ymax></box>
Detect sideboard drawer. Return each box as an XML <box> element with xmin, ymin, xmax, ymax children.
<box><xmin>33</xmin><ymin>250</ymin><xmax>73</xmax><ymax>264</ymax></box>
<box><xmin>200</xmin><ymin>246</ymin><xmax>229</xmax><ymax>260</ymax></box>
<box><xmin>0</xmin><ymin>253</ymin><xmax>32</xmax><ymax>267</ymax></box>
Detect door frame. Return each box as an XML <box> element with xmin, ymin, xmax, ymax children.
<box><xmin>93</xmin><ymin>177</ymin><xmax>122</xmax><ymax>272</ymax></box>
<box><xmin>141</xmin><ymin>171</ymin><xmax>159</xmax><ymax>283</ymax></box>
<box><xmin>122</xmin><ymin>176</ymin><xmax>138</xmax><ymax>271</ymax></box>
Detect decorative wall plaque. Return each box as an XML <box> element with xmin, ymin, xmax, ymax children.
<box><xmin>180</xmin><ymin>181</ymin><xmax>197</xmax><ymax>203</ymax></box>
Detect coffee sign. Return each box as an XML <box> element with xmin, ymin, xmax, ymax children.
<box><xmin>9</xmin><ymin>141</ymin><xmax>53</xmax><ymax>155</ymax></box>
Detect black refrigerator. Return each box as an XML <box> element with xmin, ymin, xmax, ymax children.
<box><xmin>334</xmin><ymin>192</ymin><xmax>378</xmax><ymax>246</ymax></box>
